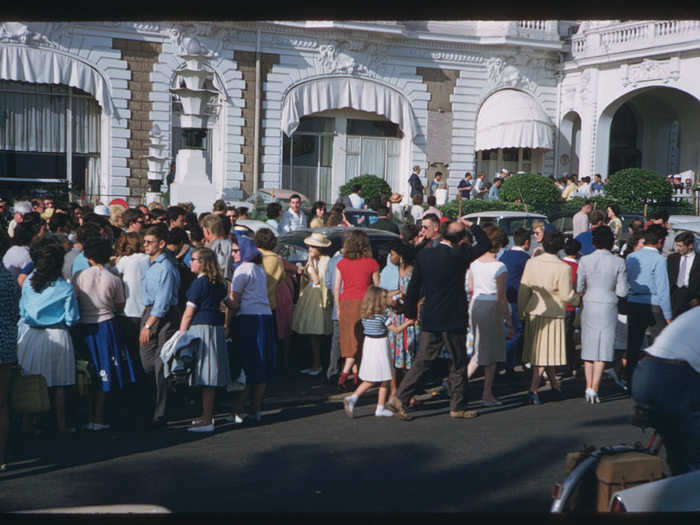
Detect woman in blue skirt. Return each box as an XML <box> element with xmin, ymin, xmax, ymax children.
<box><xmin>74</xmin><ymin>237</ymin><xmax>135</xmax><ymax>431</ymax></box>
<box><xmin>226</xmin><ymin>233</ymin><xmax>276</xmax><ymax>424</ymax></box>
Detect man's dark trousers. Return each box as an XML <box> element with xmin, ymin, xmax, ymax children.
<box><xmin>396</xmin><ymin>330</ymin><xmax>468</xmax><ymax>412</ymax></box>
<box><xmin>626</xmin><ymin>302</ymin><xmax>666</xmax><ymax>388</ymax></box>
<box><xmin>140</xmin><ymin>305</ymin><xmax>180</xmax><ymax>423</ymax></box>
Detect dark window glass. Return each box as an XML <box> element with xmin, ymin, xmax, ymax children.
<box><xmin>503</xmin><ymin>148</ymin><xmax>518</xmax><ymax>161</ymax></box>
<box><xmin>522</xmin><ymin>148</ymin><xmax>532</xmax><ymax>161</ymax></box>
<box><xmin>296</xmin><ymin>117</ymin><xmax>334</xmax><ymax>133</ymax></box>
<box><xmin>347</xmin><ymin>119</ymin><xmax>402</xmax><ymax>138</ymax></box>
<box><xmin>481</xmin><ymin>149</ymin><xmax>497</xmax><ymax>160</ymax></box>
<box><xmin>0</xmin><ymin>151</ymin><xmax>66</xmax><ymax>179</ymax></box>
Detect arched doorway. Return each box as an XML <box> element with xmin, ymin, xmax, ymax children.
<box><xmin>609</xmin><ymin>103</ymin><xmax>642</xmax><ymax>173</ymax></box>
<box><xmin>598</xmin><ymin>86</ymin><xmax>700</xmax><ymax>178</ymax></box>
<box><xmin>281</xmin><ymin>76</ymin><xmax>419</xmax><ymax>199</ymax></box>
<box><xmin>475</xmin><ymin>89</ymin><xmax>554</xmax><ymax>180</ymax></box>
<box><xmin>559</xmin><ymin>111</ymin><xmax>582</xmax><ymax>175</ymax></box>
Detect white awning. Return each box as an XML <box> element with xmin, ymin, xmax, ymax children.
<box><xmin>476</xmin><ymin>89</ymin><xmax>553</xmax><ymax>151</ymax></box>
<box><xmin>0</xmin><ymin>44</ymin><xmax>116</xmax><ymax>117</ymax></box>
<box><xmin>281</xmin><ymin>76</ymin><xmax>419</xmax><ymax>139</ymax></box>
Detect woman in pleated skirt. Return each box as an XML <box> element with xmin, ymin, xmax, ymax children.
<box><xmin>73</xmin><ymin>238</ymin><xmax>135</xmax><ymax>431</ymax></box>
<box><xmin>18</xmin><ymin>236</ymin><xmax>80</xmax><ymax>433</ymax></box>
<box><xmin>178</xmin><ymin>247</ymin><xmax>230</xmax><ymax>432</ymax></box>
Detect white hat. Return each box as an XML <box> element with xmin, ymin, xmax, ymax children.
<box><xmin>304</xmin><ymin>232</ymin><xmax>332</xmax><ymax>248</ymax></box>
<box><xmin>94</xmin><ymin>204</ymin><xmax>111</xmax><ymax>217</ymax></box>
<box><xmin>12</xmin><ymin>201</ymin><xmax>32</xmax><ymax>215</ymax></box>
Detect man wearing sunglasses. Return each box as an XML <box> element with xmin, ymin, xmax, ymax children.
<box><xmin>417</xmin><ymin>213</ymin><xmax>442</xmax><ymax>249</ymax></box>
<box><xmin>122</xmin><ymin>208</ymin><xmax>146</xmax><ymax>234</ymax></box>
<box><xmin>139</xmin><ymin>223</ymin><xmax>181</xmax><ymax>429</ymax></box>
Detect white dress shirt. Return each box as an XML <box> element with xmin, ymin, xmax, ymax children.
<box><xmin>677</xmin><ymin>251</ymin><xmax>695</xmax><ymax>288</ymax></box>
<box><xmin>279</xmin><ymin>209</ymin><xmax>307</xmax><ymax>233</ymax></box>
<box><xmin>645</xmin><ymin>306</ymin><xmax>700</xmax><ymax>373</ymax></box>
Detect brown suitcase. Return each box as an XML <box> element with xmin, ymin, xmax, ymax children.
<box><xmin>595</xmin><ymin>452</ymin><xmax>665</xmax><ymax>511</ymax></box>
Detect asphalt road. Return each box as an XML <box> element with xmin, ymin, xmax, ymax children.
<box><xmin>0</xmin><ymin>370</ymin><xmax>646</xmax><ymax>514</ymax></box>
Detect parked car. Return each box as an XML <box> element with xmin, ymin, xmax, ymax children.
<box><xmin>233</xmin><ymin>219</ymin><xmax>278</xmax><ymax>237</ymax></box>
<box><xmin>461</xmin><ymin>210</ymin><xmax>550</xmax><ymax>250</ymax></box>
<box><xmin>342</xmin><ymin>208</ymin><xmax>378</xmax><ymax>227</ymax></box>
<box><xmin>226</xmin><ymin>188</ymin><xmax>312</xmax><ymax>221</ymax></box>
<box><xmin>460</xmin><ymin>211</ymin><xmax>550</xmax><ymax>236</ymax></box>
<box><xmin>275</xmin><ymin>226</ymin><xmax>399</xmax><ymax>267</ymax></box>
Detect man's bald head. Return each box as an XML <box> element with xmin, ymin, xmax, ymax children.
<box><xmin>443</xmin><ymin>221</ymin><xmax>467</xmax><ymax>245</ymax></box>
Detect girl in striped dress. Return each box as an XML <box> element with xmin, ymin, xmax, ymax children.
<box><xmin>343</xmin><ymin>286</ymin><xmax>398</xmax><ymax>418</ymax></box>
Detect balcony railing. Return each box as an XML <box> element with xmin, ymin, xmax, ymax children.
<box><xmin>571</xmin><ymin>20</ymin><xmax>700</xmax><ymax>59</ymax></box>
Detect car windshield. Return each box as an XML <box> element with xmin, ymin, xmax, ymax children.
<box><xmin>500</xmin><ymin>217</ymin><xmax>547</xmax><ymax>235</ymax></box>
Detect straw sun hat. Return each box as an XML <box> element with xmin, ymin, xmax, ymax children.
<box><xmin>304</xmin><ymin>232</ymin><xmax>331</xmax><ymax>248</ymax></box>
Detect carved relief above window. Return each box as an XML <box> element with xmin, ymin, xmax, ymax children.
<box><xmin>485</xmin><ymin>56</ymin><xmax>538</xmax><ymax>93</ymax></box>
<box><xmin>314</xmin><ymin>40</ymin><xmax>386</xmax><ymax>77</ymax></box>
<box><xmin>621</xmin><ymin>57</ymin><xmax>681</xmax><ymax>88</ymax></box>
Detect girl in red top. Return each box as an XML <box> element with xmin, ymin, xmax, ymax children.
<box><xmin>334</xmin><ymin>230</ymin><xmax>380</xmax><ymax>389</ymax></box>
<box><xmin>561</xmin><ymin>237</ymin><xmax>581</xmax><ymax>377</ymax></box>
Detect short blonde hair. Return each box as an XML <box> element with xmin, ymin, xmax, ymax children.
<box><xmin>532</xmin><ymin>220</ymin><xmax>545</xmax><ymax>233</ymax></box>
<box><xmin>109</xmin><ymin>205</ymin><xmax>124</xmax><ymax>227</ymax></box>
<box><xmin>200</xmin><ymin>213</ymin><xmax>225</xmax><ymax>237</ymax></box>
<box><xmin>148</xmin><ymin>201</ymin><xmax>163</xmax><ymax>211</ymax></box>
<box><xmin>360</xmin><ymin>286</ymin><xmax>387</xmax><ymax>319</ymax></box>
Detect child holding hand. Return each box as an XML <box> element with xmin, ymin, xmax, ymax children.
<box><xmin>343</xmin><ymin>286</ymin><xmax>402</xmax><ymax>418</ymax></box>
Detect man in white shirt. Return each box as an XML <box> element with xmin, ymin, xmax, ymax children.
<box><xmin>279</xmin><ymin>194</ymin><xmax>307</xmax><ymax>233</ymax></box>
<box><xmin>472</xmin><ymin>173</ymin><xmax>487</xmax><ymax>200</ymax></box>
<box><xmin>572</xmin><ymin>200</ymin><xmax>592</xmax><ymax>238</ymax></box>
<box><xmin>631</xmin><ymin>306</ymin><xmax>700</xmax><ymax>475</ymax></box>
<box><xmin>347</xmin><ymin>184</ymin><xmax>365</xmax><ymax>209</ymax></box>
<box><xmin>667</xmin><ymin>231</ymin><xmax>700</xmax><ymax>319</ymax></box>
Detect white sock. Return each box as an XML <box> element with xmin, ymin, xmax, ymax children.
<box><xmin>375</xmin><ymin>406</ymin><xmax>394</xmax><ymax>417</ymax></box>
<box><xmin>348</xmin><ymin>394</ymin><xmax>358</xmax><ymax>403</ymax></box>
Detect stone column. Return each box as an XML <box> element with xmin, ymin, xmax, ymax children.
<box><xmin>577</xmin><ymin>67</ymin><xmax>599</xmax><ymax>178</ymax></box>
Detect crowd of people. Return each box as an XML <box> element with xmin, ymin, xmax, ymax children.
<box><xmin>0</xmin><ymin>180</ymin><xmax>698</xmax><ymax>475</ymax></box>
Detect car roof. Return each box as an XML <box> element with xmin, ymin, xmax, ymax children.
<box><xmin>344</xmin><ymin>208</ymin><xmax>377</xmax><ymax>213</ymax></box>
<box><xmin>235</xmin><ymin>219</ymin><xmax>278</xmax><ymax>235</ymax></box>
<box><xmin>258</xmin><ymin>188</ymin><xmax>310</xmax><ymax>202</ymax></box>
<box><xmin>279</xmin><ymin>226</ymin><xmax>399</xmax><ymax>241</ymax></box>
<box><xmin>461</xmin><ymin>211</ymin><xmax>547</xmax><ymax>219</ymax></box>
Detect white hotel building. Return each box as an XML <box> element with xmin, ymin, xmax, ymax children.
<box><xmin>0</xmin><ymin>20</ymin><xmax>699</xmax><ymax>208</ymax></box>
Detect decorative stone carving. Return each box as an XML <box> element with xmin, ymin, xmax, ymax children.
<box><xmin>430</xmin><ymin>51</ymin><xmax>480</xmax><ymax>63</ymax></box>
<box><xmin>578</xmin><ymin>70</ymin><xmax>592</xmax><ymax>103</ymax></box>
<box><xmin>485</xmin><ymin>56</ymin><xmax>538</xmax><ymax>92</ymax></box>
<box><xmin>621</xmin><ymin>57</ymin><xmax>681</xmax><ymax>88</ymax></box>
<box><xmin>0</xmin><ymin>22</ymin><xmax>57</xmax><ymax>47</ymax></box>
<box><xmin>167</xmin><ymin>24</ymin><xmax>222</xmax><ymax>58</ymax></box>
<box><xmin>315</xmin><ymin>40</ymin><xmax>385</xmax><ymax>77</ymax></box>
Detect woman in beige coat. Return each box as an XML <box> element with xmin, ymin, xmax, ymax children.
<box><xmin>518</xmin><ymin>231</ymin><xmax>579</xmax><ymax>404</ymax></box>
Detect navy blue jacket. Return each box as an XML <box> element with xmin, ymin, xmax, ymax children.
<box><xmin>499</xmin><ymin>248</ymin><xmax>530</xmax><ymax>304</ymax></box>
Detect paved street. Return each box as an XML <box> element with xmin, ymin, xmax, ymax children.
<box><xmin>0</xmin><ymin>368</ymin><xmax>649</xmax><ymax>514</ymax></box>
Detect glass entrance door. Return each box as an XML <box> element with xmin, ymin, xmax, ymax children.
<box><xmin>282</xmin><ymin>117</ymin><xmax>333</xmax><ymax>202</ymax></box>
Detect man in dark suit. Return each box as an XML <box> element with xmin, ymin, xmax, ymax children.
<box><xmin>667</xmin><ymin>231</ymin><xmax>700</xmax><ymax>319</ymax></box>
<box><xmin>387</xmin><ymin>218</ymin><xmax>491</xmax><ymax>420</ymax></box>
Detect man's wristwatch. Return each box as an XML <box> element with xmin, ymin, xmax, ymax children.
<box><xmin>144</xmin><ymin>323</ymin><xmax>152</xmax><ymax>330</ymax></box>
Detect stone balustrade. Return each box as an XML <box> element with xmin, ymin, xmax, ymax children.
<box><xmin>571</xmin><ymin>20</ymin><xmax>700</xmax><ymax>59</ymax></box>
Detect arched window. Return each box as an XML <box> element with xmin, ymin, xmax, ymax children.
<box><xmin>0</xmin><ymin>80</ymin><xmax>101</xmax><ymax>195</ymax></box>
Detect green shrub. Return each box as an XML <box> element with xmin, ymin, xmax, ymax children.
<box><xmin>499</xmin><ymin>173</ymin><xmax>562</xmax><ymax>211</ymax></box>
<box><xmin>605</xmin><ymin>168</ymin><xmax>672</xmax><ymax>207</ymax></box>
<box><xmin>438</xmin><ymin>199</ymin><xmax>529</xmax><ymax>220</ymax></box>
<box><xmin>339</xmin><ymin>174</ymin><xmax>392</xmax><ymax>203</ymax></box>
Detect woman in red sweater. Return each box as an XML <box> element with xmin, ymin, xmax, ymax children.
<box><xmin>333</xmin><ymin>230</ymin><xmax>380</xmax><ymax>389</ymax></box>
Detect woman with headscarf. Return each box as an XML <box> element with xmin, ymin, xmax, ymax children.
<box><xmin>226</xmin><ymin>233</ymin><xmax>276</xmax><ymax>424</ymax></box>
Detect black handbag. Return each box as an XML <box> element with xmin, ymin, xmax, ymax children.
<box><xmin>617</xmin><ymin>297</ymin><xmax>628</xmax><ymax>315</ymax></box>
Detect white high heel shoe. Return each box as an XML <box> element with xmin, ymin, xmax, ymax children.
<box><xmin>585</xmin><ymin>388</ymin><xmax>595</xmax><ymax>403</ymax></box>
